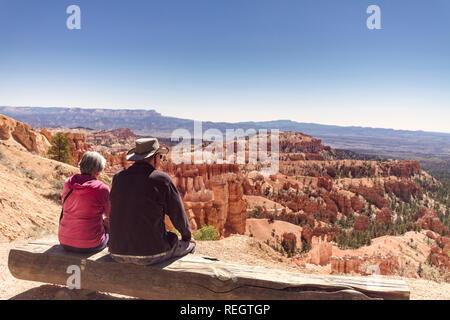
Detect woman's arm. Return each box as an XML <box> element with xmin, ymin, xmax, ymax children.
<box><xmin>100</xmin><ymin>185</ymin><xmax>111</xmax><ymax>232</ymax></box>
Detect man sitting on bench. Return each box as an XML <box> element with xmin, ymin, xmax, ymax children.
<box><xmin>108</xmin><ymin>138</ymin><xmax>195</xmax><ymax>265</ymax></box>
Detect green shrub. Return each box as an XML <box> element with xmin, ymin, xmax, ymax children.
<box><xmin>194</xmin><ymin>225</ymin><xmax>219</xmax><ymax>241</ymax></box>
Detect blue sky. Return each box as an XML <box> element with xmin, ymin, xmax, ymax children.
<box><xmin>0</xmin><ymin>0</ymin><xmax>449</xmax><ymax>133</ymax></box>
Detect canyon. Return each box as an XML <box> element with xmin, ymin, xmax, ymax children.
<box><xmin>0</xmin><ymin>114</ymin><xmax>448</xmax><ymax>282</ymax></box>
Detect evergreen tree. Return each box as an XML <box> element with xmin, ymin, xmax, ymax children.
<box><xmin>47</xmin><ymin>133</ymin><xmax>72</xmax><ymax>164</ymax></box>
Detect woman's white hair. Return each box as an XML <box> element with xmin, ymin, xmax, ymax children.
<box><xmin>79</xmin><ymin>151</ymin><xmax>106</xmax><ymax>176</ymax></box>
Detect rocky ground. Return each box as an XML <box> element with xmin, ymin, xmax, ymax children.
<box><xmin>245</xmin><ymin>218</ymin><xmax>448</xmax><ymax>281</ymax></box>
<box><xmin>1</xmin><ymin>233</ymin><xmax>449</xmax><ymax>300</ymax></box>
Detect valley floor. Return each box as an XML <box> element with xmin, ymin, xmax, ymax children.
<box><xmin>0</xmin><ymin>234</ymin><xmax>449</xmax><ymax>300</ymax></box>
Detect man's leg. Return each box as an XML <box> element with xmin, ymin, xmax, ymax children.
<box><xmin>142</xmin><ymin>235</ymin><xmax>195</xmax><ymax>264</ymax></box>
<box><xmin>110</xmin><ymin>232</ymin><xmax>195</xmax><ymax>266</ymax></box>
<box><xmin>111</xmin><ymin>250</ymin><xmax>174</xmax><ymax>266</ymax></box>
<box><xmin>172</xmin><ymin>239</ymin><xmax>196</xmax><ymax>258</ymax></box>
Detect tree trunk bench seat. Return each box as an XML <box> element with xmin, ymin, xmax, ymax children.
<box><xmin>8</xmin><ymin>238</ymin><xmax>410</xmax><ymax>300</ymax></box>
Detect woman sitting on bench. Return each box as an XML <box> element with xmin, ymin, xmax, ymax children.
<box><xmin>58</xmin><ymin>151</ymin><xmax>110</xmax><ymax>253</ymax></box>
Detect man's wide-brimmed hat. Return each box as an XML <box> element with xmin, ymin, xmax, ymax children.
<box><xmin>126</xmin><ymin>138</ymin><xmax>169</xmax><ymax>162</ymax></box>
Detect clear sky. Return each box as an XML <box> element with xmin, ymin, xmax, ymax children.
<box><xmin>0</xmin><ymin>0</ymin><xmax>449</xmax><ymax>133</ymax></box>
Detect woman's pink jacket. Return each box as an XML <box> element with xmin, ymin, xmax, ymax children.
<box><xmin>58</xmin><ymin>174</ymin><xmax>110</xmax><ymax>248</ymax></box>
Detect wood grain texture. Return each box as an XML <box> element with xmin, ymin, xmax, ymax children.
<box><xmin>8</xmin><ymin>239</ymin><xmax>410</xmax><ymax>300</ymax></box>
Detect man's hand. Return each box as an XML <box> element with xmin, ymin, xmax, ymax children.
<box><xmin>183</xmin><ymin>238</ymin><xmax>196</xmax><ymax>244</ymax></box>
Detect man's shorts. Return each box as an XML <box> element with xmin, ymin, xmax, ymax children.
<box><xmin>110</xmin><ymin>232</ymin><xmax>196</xmax><ymax>266</ymax></box>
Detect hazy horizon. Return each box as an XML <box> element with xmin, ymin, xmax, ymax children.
<box><xmin>0</xmin><ymin>1</ymin><xmax>449</xmax><ymax>133</ymax></box>
<box><xmin>2</xmin><ymin>104</ymin><xmax>450</xmax><ymax>135</ymax></box>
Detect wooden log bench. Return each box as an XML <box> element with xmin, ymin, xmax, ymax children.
<box><xmin>8</xmin><ymin>238</ymin><xmax>410</xmax><ymax>300</ymax></box>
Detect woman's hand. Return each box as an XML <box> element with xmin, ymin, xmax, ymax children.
<box><xmin>103</xmin><ymin>216</ymin><xmax>110</xmax><ymax>233</ymax></box>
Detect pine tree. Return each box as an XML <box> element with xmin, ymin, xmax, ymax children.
<box><xmin>47</xmin><ymin>133</ymin><xmax>72</xmax><ymax>164</ymax></box>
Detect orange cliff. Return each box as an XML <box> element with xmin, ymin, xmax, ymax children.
<box><xmin>309</xmin><ymin>235</ymin><xmax>333</xmax><ymax>266</ymax></box>
<box><xmin>330</xmin><ymin>254</ymin><xmax>405</xmax><ymax>276</ymax></box>
<box><xmin>0</xmin><ymin>114</ymin><xmax>50</xmax><ymax>155</ymax></box>
<box><xmin>426</xmin><ymin>232</ymin><xmax>450</xmax><ymax>280</ymax></box>
<box><xmin>414</xmin><ymin>207</ymin><xmax>449</xmax><ymax>236</ymax></box>
<box><xmin>59</xmin><ymin>132</ymin><xmax>128</xmax><ymax>173</ymax></box>
<box><xmin>161</xmin><ymin>163</ymin><xmax>247</xmax><ymax>237</ymax></box>
<box><xmin>62</xmin><ymin>132</ymin><xmax>92</xmax><ymax>167</ymax></box>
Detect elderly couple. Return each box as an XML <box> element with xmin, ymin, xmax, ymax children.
<box><xmin>58</xmin><ymin>138</ymin><xmax>196</xmax><ymax>265</ymax></box>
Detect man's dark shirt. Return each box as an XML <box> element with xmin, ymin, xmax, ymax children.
<box><xmin>108</xmin><ymin>162</ymin><xmax>191</xmax><ymax>256</ymax></box>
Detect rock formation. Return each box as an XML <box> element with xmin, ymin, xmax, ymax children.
<box><xmin>301</xmin><ymin>226</ymin><xmax>339</xmax><ymax>243</ymax></box>
<box><xmin>0</xmin><ymin>121</ymin><xmax>11</xmax><ymax>140</ymax></box>
<box><xmin>414</xmin><ymin>207</ymin><xmax>449</xmax><ymax>236</ymax></box>
<box><xmin>331</xmin><ymin>254</ymin><xmax>404</xmax><ymax>276</ymax></box>
<box><xmin>162</xmin><ymin>163</ymin><xmax>247</xmax><ymax>237</ymax></box>
<box><xmin>62</xmin><ymin>132</ymin><xmax>93</xmax><ymax>167</ymax></box>
<box><xmin>350</xmin><ymin>184</ymin><xmax>389</xmax><ymax>210</ymax></box>
<box><xmin>40</xmin><ymin>128</ymin><xmax>52</xmax><ymax>143</ymax></box>
<box><xmin>384</xmin><ymin>179</ymin><xmax>423</xmax><ymax>202</ymax></box>
<box><xmin>353</xmin><ymin>215</ymin><xmax>369</xmax><ymax>231</ymax></box>
<box><xmin>376</xmin><ymin>207</ymin><xmax>393</xmax><ymax>224</ymax></box>
<box><xmin>281</xmin><ymin>232</ymin><xmax>297</xmax><ymax>254</ymax></box>
<box><xmin>317</xmin><ymin>176</ymin><xmax>333</xmax><ymax>191</ymax></box>
<box><xmin>0</xmin><ymin>114</ymin><xmax>50</xmax><ymax>155</ymax></box>
<box><xmin>388</xmin><ymin>160</ymin><xmax>421</xmax><ymax>178</ymax></box>
<box><xmin>309</xmin><ymin>236</ymin><xmax>332</xmax><ymax>266</ymax></box>
<box><xmin>425</xmin><ymin>232</ymin><xmax>449</xmax><ymax>278</ymax></box>
<box><xmin>351</xmin><ymin>196</ymin><xmax>364</xmax><ymax>212</ymax></box>
<box><xmin>279</xmin><ymin>132</ymin><xmax>334</xmax><ymax>157</ymax></box>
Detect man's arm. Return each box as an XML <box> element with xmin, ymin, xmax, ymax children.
<box><xmin>165</xmin><ymin>179</ymin><xmax>192</xmax><ymax>241</ymax></box>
